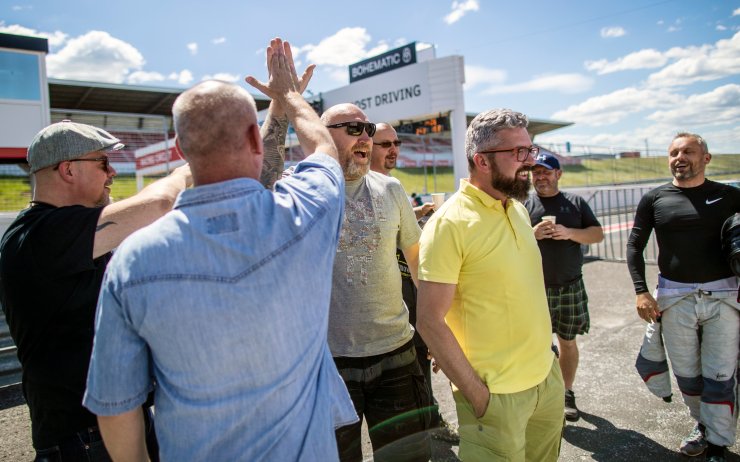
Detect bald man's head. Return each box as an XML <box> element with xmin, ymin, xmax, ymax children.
<box><xmin>370</xmin><ymin>123</ymin><xmax>400</xmax><ymax>175</ymax></box>
<box><xmin>173</xmin><ymin>80</ymin><xmax>258</xmax><ymax>160</ymax></box>
<box><xmin>321</xmin><ymin>103</ymin><xmax>373</xmax><ymax>180</ymax></box>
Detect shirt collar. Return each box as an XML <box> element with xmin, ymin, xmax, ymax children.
<box><xmin>459</xmin><ymin>178</ymin><xmax>509</xmax><ymax>211</ymax></box>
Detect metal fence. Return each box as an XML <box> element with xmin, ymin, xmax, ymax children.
<box><xmin>576</xmin><ymin>185</ymin><xmax>658</xmax><ymax>263</ymax></box>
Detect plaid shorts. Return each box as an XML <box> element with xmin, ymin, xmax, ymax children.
<box><xmin>546</xmin><ymin>277</ymin><xmax>590</xmax><ymax>341</ymax></box>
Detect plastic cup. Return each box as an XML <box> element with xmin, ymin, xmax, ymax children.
<box><xmin>541</xmin><ymin>215</ymin><xmax>556</xmax><ymax>224</ymax></box>
<box><xmin>431</xmin><ymin>193</ymin><xmax>446</xmax><ymax>210</ymax></box>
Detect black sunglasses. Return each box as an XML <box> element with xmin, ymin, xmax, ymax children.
<box><xmin>374</xmin><ymin>140</ymin><xmax>403</xmax><ymax>149</ymax></box>
<box><xmin>326</xmin><ymin>121</ymin><xmax>377</xmax><ymax>137</ymax></box>
<box><xmin>56</xmin><ymin>156</ymin><xmax>111</xmax><ymax>173</ymax></box>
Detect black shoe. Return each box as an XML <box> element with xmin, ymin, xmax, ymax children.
<box><xmin>679</xmin><ymin>423</ymin><xmax>707</xmax><ymax>456</ymax></box>
<box><xmin>705</xmin><ymin>442</ymin><xmax>726</xmax><ymax>462</ymax></box>
<box><xmin>564</xmin><ymin>389</ymin><xmax>580</xmax><ymax>422</ymax></box>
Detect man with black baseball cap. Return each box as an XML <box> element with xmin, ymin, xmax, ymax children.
<box><xmin>524</xmin><ymin>151</ymin><xmax>603</xmax><ymax>422</ymax></box>
<box><xmin>0</xmin><ymin>120</ymin><xmax>191</xmax><ymax>460</ymax></box>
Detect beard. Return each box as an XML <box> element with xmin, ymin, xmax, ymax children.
<box><xmin>670</xmin><ymin>163</ymin><xmax>698</xmax><ymax>181</ymax></box>
<box><xmin>491</xmin><ymin>165</ymin><xmax>531</xmax><ymax>201</ymax></box>
<box><xmin>343</xmin><ymin>156</ymin><xmax>370</xmax><ymax>180</ymax></box>
<box><xmin>384</xmin><ymin>159</ymin><xmax>397</xmax><ymax>170</ymax></box>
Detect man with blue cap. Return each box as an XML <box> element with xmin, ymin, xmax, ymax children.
<box><xmin>524</xmin><ymin>151</ymin><xmax>603</xmax><ymax>422</ymax></box>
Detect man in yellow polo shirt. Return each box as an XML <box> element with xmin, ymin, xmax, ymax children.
<box><xmin>417</xmin><ymin>108</ymin><xmax>564</xmax><ymax>461</ymax></box>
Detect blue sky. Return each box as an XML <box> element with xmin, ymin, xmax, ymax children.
<box><xmin>2</xmin><ymin>0</ymin><xmax>739</xmax><ymax>154</ymax></box>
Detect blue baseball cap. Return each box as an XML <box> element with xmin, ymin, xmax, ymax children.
<box><xmin>534</xmin><ymin>152</ymin><xmax>560</xmax><ymax>170</ymax></box>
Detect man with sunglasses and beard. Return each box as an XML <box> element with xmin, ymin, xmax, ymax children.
<box><xmin>417</xmin><ymin>109</ymin><xmax>565</xmax><ymax>461</ymax></box>
<box><xmin>0</xmin><ymin>120</ymin><xmax>192</xmax><ymax>460</ymax></box>
<box><xmin>319</xmin><ymin>105</ymin><xmax>431</xmax><ymax>462</ymax></box>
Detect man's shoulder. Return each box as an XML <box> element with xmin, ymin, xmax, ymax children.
<box><xmin>2</xmin><ymin>204</ymin><xmax>101</xmax><ymax>245</ymax></box>
<box><xmin>368</xmin><ymin>170</ymin><xmax>402</xmax><ymax>187</ymax></box>
<box><xmin>111</xmin><ymin>211</ymin><xmax>178</xmax><ymax>264</ymax></box>
<box><xmin>560</xmin><ymin>191</ymin><xmax>584</xmax><ymax>202</ymax></box>
<box><xmin>366</xmin><ymin>171</ymin><xmax>407</xmax><ymax>200</ymax></box>
<box><xmin>705</xmin><ymin>179</ymin><xmax>740</xmax><ymax>195</ymax></box>
<box><xmin>294</xmin><ymin>153</ymin><xmax>342</xmax><ymax>179</ymax></box>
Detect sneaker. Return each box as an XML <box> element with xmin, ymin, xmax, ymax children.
<box><xmin>432</xmin><ymin>417</ymin><xmax>460</xmax><ymax>444</ymax></box>
<box><xmin>679</xmin><ymin>423</ymin><xmax>707</xmax><ymax>457</ymax></box>
<box><xmin>564</xmin><ymin>389</ymin><xmax>580</xmax><ymax>422</ymax></box>
<box><xmin>705</xmin><ymin>442</ymin><xmax>726</xmax><ymax>462</ymax></box>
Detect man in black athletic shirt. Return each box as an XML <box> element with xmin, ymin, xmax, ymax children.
<box><xmin>627</xmin><ymin>132</ymin><xmax>740</xmax><ymax>462</ymax></box>
<box><xmin>0</xmin><ymin>120</ymin><xmax>193</xmax><ymax>461</ymax></box>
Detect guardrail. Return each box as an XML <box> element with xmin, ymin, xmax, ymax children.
<box><xmin>580</xmin><ymin>185</ymin><xmax>659</xmax><ymax>263</ymax></box>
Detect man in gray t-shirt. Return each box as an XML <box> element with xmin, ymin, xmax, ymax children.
<box><xmin>321</xmin><ymin>103</ymin><xmax>430</xmax><ymax>462</ymax></box>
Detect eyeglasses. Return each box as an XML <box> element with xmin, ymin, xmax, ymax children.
<box><xmin>56</xmin><ymin>157</ymin><xmax>111</xmax><ymax>173</ymax></box>
<box><xmin>326</xmin><ymin>121</ymin><xmax>377</xmax><ymax>137</ymax></box>
<box><xmin>374</xmin><ymin>140</ymin><xmax>403</xmax><ymax>149</ymax></box>
<box><xmin>478</xmin><ymin>146</ymin><xmax>539</xmax><ymax>162</ymax></box>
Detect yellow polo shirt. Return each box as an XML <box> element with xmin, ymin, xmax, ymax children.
<box><xmin>419</xmin><ymin>179</ymin><xmax>553</xmax><ymax>394</ymax></box>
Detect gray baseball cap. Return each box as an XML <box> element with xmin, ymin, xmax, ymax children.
<box><xmin>27</xmin><ymin>120</ymin><xmax>124</xmax><ymax>173</ymax></box>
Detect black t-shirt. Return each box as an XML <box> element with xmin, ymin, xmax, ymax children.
<box><xmin>396</xmin><ymin>248</ymin><xmax>426</xmax><ymax>348</ymax></box>
<box><xmin>525</xmin><ymin>192</ymin><xmax>601</xmax><ymax>287</ymax></box>
<box><xmin>0</xmin><ymin>203</ymin><xmax>109</xmax><ymax>449</ymax></box>
<box><xmin>626</xmin><ymin>180</ymin><xmax>740</xmax><ymax>294</ymax></box>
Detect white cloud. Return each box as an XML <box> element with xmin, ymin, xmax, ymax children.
<box><xmin>328</xmin><ymin>68</ymin><xmax>349</xmax><ymax>84</ymax></box>
<box><xmin>127</xmin><ymin>71</ymin><xmax>165</xmax><ymax>84</ymax></box>
<box><xmin>443</xmin><ymin>0</ymin><xmax>479</xmax><ymax>25</ymax></box>
<box><xmin>212</xmin><ymin>37</ymin><xmax>226</xmax><ymax>45</ymax></box>
<box><xmin>46</xmin><ymin>31</ymin><xmax>145</xmax><ymax>84</ymax></box>
<box><xmin>298</xmin><ymin>27</ymin><xmax>374</xmax><ymax>66</ymax></box>
<box><xmin>733</xmin><ymin>8</ymin><xmax>740</xmax><ymax>16</ymax></box>
<box><xmin>484</xmin><ymin>73</ymin><xmax>593</xmax><ymax>95</ymax></box>
<box><xmin>11</xmin><ymin>5</ymin><xmax>31</xmax><ymax>11</ymax></box>
<box><xmin>583</xmin><ymin>31</ymin><xmax>740</xmax><ymax>85</ymax></box>
<box><xmin>464</xmin><ymin>65</ymin><xmax>506</xmax><ymax>90</ymax></box>
<box><xmin>666</xmin><ymin>18</ymin><xmax>682</xmax><ymax>33</ymax></box>
<box><xmin>293</xmin><ymin>28</ymin><xmax>420</xmax><ymax>84</ymax></box>
<box><xmin>717</xmin><ymin>25</ymin><xmax>727</xmax><ymax>31</ymax></box>
<box><xmin>366</xmin><ymin>41</ymin><xmax>390</xmax><ymax>58</ymax></box>
<box><xmin>168</xmin><ymin>70</ymin><xmax>194</xmax><ymax>85</ymax></box>
<box><xmin>201</xmin><ymin>72</ymin><xmax>240</xmax><ymax>83</ymax></box>
<box><xmin>647</xmin><ymin>84</ymin><xmax>740</xmax><ymax>126</ymax></box>
<box><xmin>186</xmin><ymin>42</ymin><xmax>198</xmax><ymax>55</ymax></box>
<box><xmin>0</xmin><ymin>23</ymin><xmax>68</xmax><ymax>47</ymax></box>
<box><xmin>585</xmin><ymin>48</ymin><xmax>668</xmax><ymax>74</ymax></box>
<box><xmin>600</xmin><ymin>26</ymin><xmax>626</xmax><ymax>38</ymax></box>
<box><xmin>647</xmin><ymin>31</ymin><xmax>740</xmax><ymax>87</ymax></box>
<box><xmin>551</xmin><ymin>87</ymin><xmax>682</xmax><ymax>126</ymax></box>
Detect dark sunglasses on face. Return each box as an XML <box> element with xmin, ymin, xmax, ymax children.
<box><xmin>326</xmin><ymin>121</ymin><xmax>377</xmax><ymax>137</ymax></box>
<box><xmin>374</xmin><ymin>140</ymin><xmax>403</xmax><ymax>149</ymax></box>
<box><xmin>56</xmin><ymin>156</ymin><xmax>111</xmax><ymax>173</ymax></box>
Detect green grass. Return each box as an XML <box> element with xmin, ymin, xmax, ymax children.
<box><xmin>1</xmin><ymin>154</ymin><xmax>738</xmax><ymax>211</ymax></box>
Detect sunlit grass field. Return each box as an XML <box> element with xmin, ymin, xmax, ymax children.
<box><xmin>1</xmin><ymin>154</ymin><xmax>738</xmax><ymax>211</ymax></box>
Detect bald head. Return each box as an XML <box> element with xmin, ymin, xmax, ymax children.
<box><xmin>321</xmin><ymin>103</ymin><xmax>373</xmax><ymax>180</ymax></box>
<box><xmin>173</xmin><ymin>80</ymin><xmax>258</xmax><ymax>160</ymax></box>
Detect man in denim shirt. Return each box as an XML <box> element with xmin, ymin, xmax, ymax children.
<box><xmin>83</xmin><ymin>38</ymin><xmax>357</xmax><ymax>460</ymax></box>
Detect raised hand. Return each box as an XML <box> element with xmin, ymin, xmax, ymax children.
<box><xmin>246</xmin><ymin>38</ymin><xmax>310</xmax><ymax>101</ymax></box>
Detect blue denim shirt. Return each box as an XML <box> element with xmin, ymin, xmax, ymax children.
<box><xmin>84</xmin><ymin>153</ymin><xmax>357</xmax><ymax>461</ymax></box>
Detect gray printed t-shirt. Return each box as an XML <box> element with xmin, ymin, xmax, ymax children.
<box><xmin>329</xmin><ymin>171</ymin><xmax>421</xmax><ymax>357</ymax></box>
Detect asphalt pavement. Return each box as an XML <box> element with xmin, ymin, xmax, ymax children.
<box><xmin>1</xmin><ymin>260</ymin><xmax>739</xmax><ymax>461</ymax></box>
